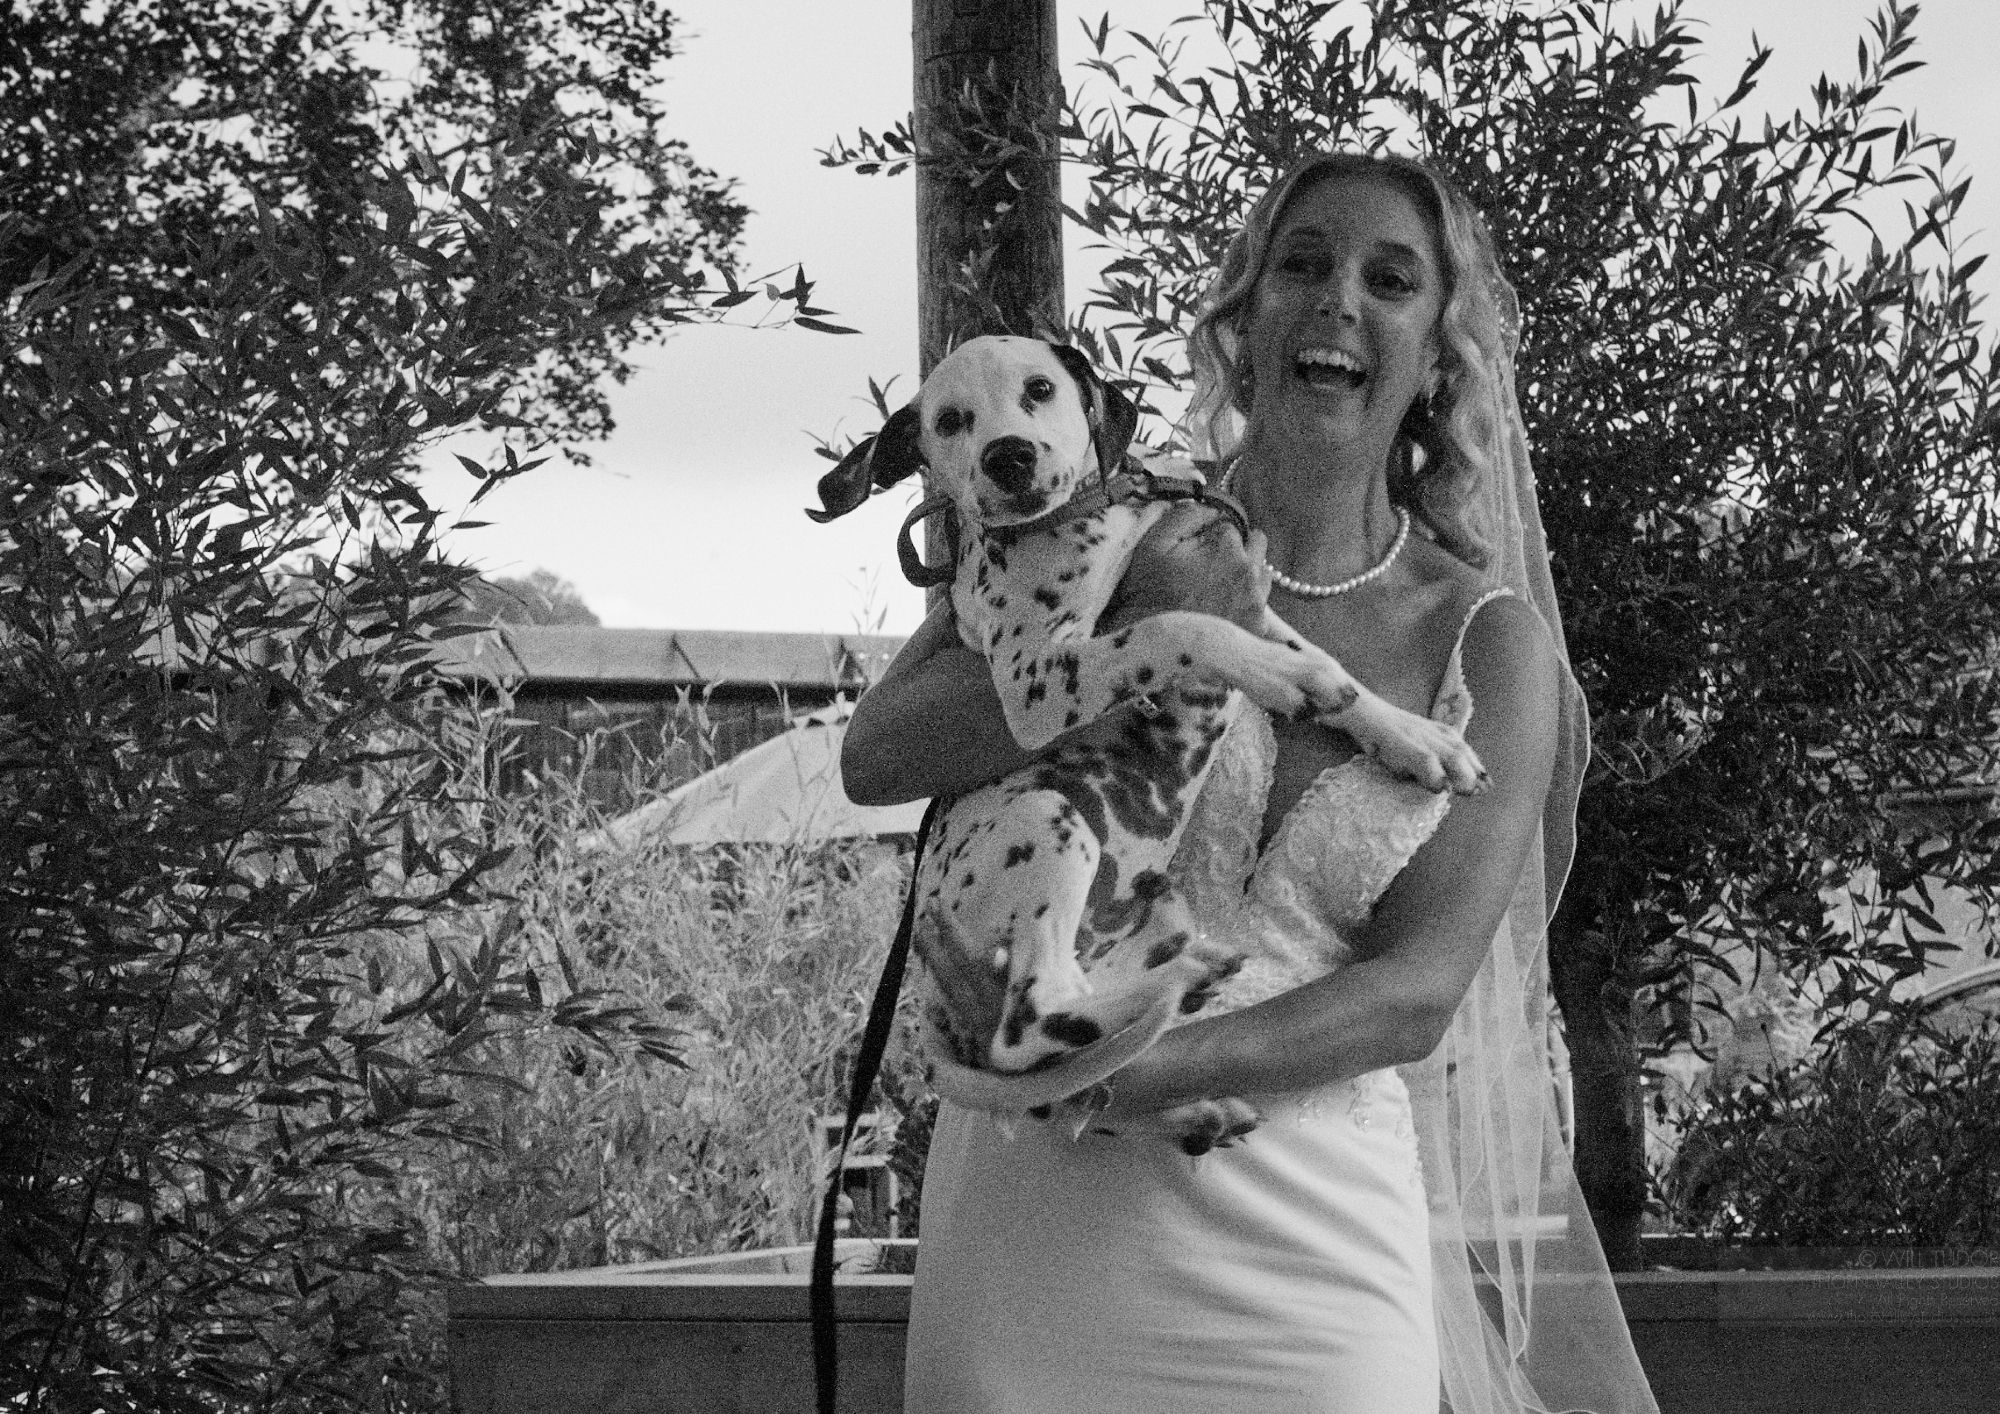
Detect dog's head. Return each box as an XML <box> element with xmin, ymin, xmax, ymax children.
<box><xmin>909</xmin><ymin>337</ymin><xmax>1140</xmax><ymax>528</ymax></box>
<box><xmin>806</xmin><ymin>336</ymin><xmax>1139</xmax><ymax>539</ymax></box>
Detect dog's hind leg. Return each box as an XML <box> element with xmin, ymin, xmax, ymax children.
<box><xmin>1080</xmin><ymin>886</ymin><xmax>1240</xmax><ymax>1025</ymax></box>
<box><xmin>915</xmin><ymin>902</ymin><xmax>1009</xmax><ymax>1068</ymax></box>
<box><xmin>954</xmin><ymin>790</ymin><xmax>1106</xmax><ymax>1075</ymax></box>
<box><xmin>993</xmin><ymin>884</ymin><xmax>1228</xmax><ymax>1076</ymax></box>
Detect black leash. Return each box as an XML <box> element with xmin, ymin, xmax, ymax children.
<box><xmin>812</xmin><ymin>796</ymin><xmax>942</xmax><ymax>1414</ymax></box>
<box><xmin>811</xmin><ymin>455</ymin><xmax>1244</xmax><ymax>1407</ymax></box>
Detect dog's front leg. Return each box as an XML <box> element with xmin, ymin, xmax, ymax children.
<box><xmin>985</xmin><ymin>610</ymin><xmax>1273</xmax><ymax>752</ymax></box>
<box><xmin>1048</xmin><ymin>607</ymin><xmax>1484</xmax><ymax>793</ymax></box>
<box><xmin>1254</xmin><ymin>607</ymin><xmax>1486</xmax><ymax>794</ymax></box>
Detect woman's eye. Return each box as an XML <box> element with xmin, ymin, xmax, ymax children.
<box><xmin>1025</xmin><ymin>376</ymin><xmax>1056</xmax><ymax>402</ymax></box>
<box><xmin>935</xmin><ymin>408</ymin><xmax>964</xmax><ymax>436</ymax></box>
<box><xmin>1370</xmin><ymin>266</ymin><xmax>1418</xmax><ymax>295</ymax></box>
<box><xmin>1280</xmin><ymin>254</ymin><xmax>1329</xmax><ymax>279</ymax></box>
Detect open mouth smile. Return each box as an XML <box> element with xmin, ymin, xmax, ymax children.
<box><xmin>1294</xmin><ymin>346</ymin><xmax>1368</xmax><ymax>391</ymax></box>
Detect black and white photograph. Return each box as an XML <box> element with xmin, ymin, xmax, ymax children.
<box><xmin>5</xmin><ymin>3</ymin><xmax>1999</xmax><ymax>1412</ymax></box>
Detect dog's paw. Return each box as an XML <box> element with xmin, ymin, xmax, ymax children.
<box><xmin>1086</xmin><ymin>1095</ymin><xmax>1262</xmax><ymax>1154</ymax></box>
<box><xmin>1176</xmin><ymin>949</ymin><xmax>1244</xmax><ymax>1016</ymax></box>
<box><xmin>1332</xmin><ymin>697</ymin><xmax>1488</xmax><ymax>796</ymax></box>
<box><xmin>1169</xmin><ymin>1096</ymin><xmax>1263</xmax><ymax>1155</ymax></box>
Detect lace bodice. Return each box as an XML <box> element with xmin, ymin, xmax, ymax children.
<box><xmin>1170</xmin><ymin>589</ymin><xmax>1508</xmax><ymax>1014</ymax></box>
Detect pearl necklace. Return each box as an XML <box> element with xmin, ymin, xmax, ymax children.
<box><xmin>1218</xmin><ymin>461</ymin><xmax>1411</xmax><ymax>598</ymax></box>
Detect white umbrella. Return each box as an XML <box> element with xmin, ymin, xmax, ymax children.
<box><xmin>579</xmin><ymin>701</ymin><xmax>927</xmax><ymax>851</ymax></box>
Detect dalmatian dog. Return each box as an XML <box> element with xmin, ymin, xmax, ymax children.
<box><xmin>809</xmin><ymin>336</ymin><xmax>1485</xmax><ymax>1136</ymax></box>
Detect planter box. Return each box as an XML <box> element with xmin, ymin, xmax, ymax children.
<box><xmin>448</xmin><ymin>1243</ymin><xmax>2000</xmax><ymax>1414</ymax></box>
<box><xmin>1641</xmin><ymin>1235</ymin><xmax>2000</xmax><ymax>1271</ymax></box>
<box><xmin>449</xmin><ymin>1242</ymin><xmax>910</xmax><ymax>1414</ymax></box>
<box><xmin>1624</xmin><ymin>1266</ymin><xmax>2000</xmax><ymax>1413</ymax></box>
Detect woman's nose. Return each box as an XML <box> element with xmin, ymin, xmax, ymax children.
<box><xmin>1315</xmin><ymin>273</ymin><xmax>1360</xmax><ymax>321</ymax></box>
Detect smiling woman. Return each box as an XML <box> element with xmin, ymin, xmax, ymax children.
<box><xmin>1234</xmin><ymin>173</ymin><xmax>1446</xmax><ymax>589</ymax></box>
<box><xmin>1187</xmin><ymin>155</ymin><xmax>1519</xmax><ymax>585</ymax></box>
<box><xmin>1248</xmin><ymin>180</ymin><xmax>1443</xmax><ymax>421</ymax></box>
<box><xmin>846</xmin><ymin>150</ymin><xmax>1657</xmax><ymax>1414</ymax></box>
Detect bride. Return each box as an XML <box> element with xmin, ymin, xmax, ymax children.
<box><xmin>843</xmin><ymin>152</ymin><xmax>1659</xmax><ymax>1414</ymax></box>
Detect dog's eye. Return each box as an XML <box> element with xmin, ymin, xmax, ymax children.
<box><xmin>1025</xmin><ymin>376</ymin><xmax>1056</xmax><ymax>402</ymax></box>
<box><xmin>935</xmin><ymin>407</ymin><xmax>965</xmax><ymax>437</ymax></box>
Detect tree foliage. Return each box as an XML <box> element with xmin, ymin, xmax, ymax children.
<box><xmin>460</xmin><ymin>568</ymin><xmax>602</xmax><ymax>625</ymax></box>
<box><xmin>2</xmin><ymin>0</ymin><xmax>753</xmax><ymax>451</ymax></box>
<box><xmin>1659</xmin><ymin>1009</ymin><xmax>2000</xmax><ymax>1248</ymax></box>
<box><xmin>831</xmin><ymin>0</ymin><xmax>2000</xmax><ymax>1262</ymax></box>
<box><xmin>0</xmin><ymin>3</ymin><xmax>846</xmax><ymax>1409</ymax></box>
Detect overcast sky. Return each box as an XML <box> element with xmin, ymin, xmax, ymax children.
<box><xmin>415</xmin><ymin>0</ymin><xmax>2000</xmax><ymax>637</ymax></box>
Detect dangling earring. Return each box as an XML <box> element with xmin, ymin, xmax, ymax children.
<box><xmin>1403</xmin><ymin>367</ymin><xmax>1443</xmax><ymax>439</ymax></box>
<box><xmin>1396</xmin><ymin>368</ymin><xmax>1442</xmax><ymax>504</ymax></box>
<box><xmin>1394</xmin><ymin>430</ymin><xmax>1422</xmax><ymax>489</ymax></box>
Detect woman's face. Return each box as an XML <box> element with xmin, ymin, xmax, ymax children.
<box><xmin>1240</xmin><ymin>173</ymin><xmax>1445</xmax><ymax>457</ymax></box>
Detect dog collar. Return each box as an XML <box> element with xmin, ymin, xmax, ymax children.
<box><xmin>980</xmin><ymin>464</ymin><xmax>1251</xmax><ymax>548</ymax></box>
<box><xmin>898</xmin><ymin>464</ymin><xmax>1252</xmax><ymax>588</ymax></box>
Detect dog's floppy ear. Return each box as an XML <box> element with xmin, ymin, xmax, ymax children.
<box><xmin>1049</xmin><ymin>344</ymin><xmax>1141</xmax><ymax>481</ymax></box>
<box><xmin>805</xmin><ymin>402</ymin><xmax>927</xmax><ymax>522</ymax></box>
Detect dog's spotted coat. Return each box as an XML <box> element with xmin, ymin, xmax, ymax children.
<box><xmin>811</xmin><ymin>336</ymin><xmax>1484</xmax><ymax>1110</ymax></box>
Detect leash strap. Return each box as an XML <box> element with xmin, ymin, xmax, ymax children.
<box><xmin>897</xmin><ymin>496</ymin><xmax>958</xmax><ymax>588</ymax></box>
<box><xmin>1138</xmin><ymin>469</ymin><xmax>1252</xmax><ymax>543</ymax></box>
<box><xmin>812</xmin><ymin>796</ymin><xmax>942</xmax><ymax>1414</ymax></box>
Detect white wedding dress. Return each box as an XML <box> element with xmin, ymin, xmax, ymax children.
<box><xmin>903</xmin><ymin>591</ymin><xmax>1510</xmax><ymax>1414</ymax></box>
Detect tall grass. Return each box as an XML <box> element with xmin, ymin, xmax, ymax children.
<box><xmin>390</xmin><ymin>729</ymin><xmax>927</xmax><ymax>1278</ymax></box>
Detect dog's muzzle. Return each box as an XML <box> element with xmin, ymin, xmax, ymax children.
<box><xmin>979</xmin><ymin>436</ymin><xmax>1039</xmax><ymax>495</ymax></box>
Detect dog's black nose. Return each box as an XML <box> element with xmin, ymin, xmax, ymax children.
<box><xmin>979</xmin><ymin>436</ymin><xmax>1038</xmax><ymax>494</ymax></box>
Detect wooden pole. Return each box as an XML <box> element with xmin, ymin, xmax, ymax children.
<box><xmin>912</xmin><ymin>0</ymin><xmax>1065</xmax><ymax>378</ymax></box>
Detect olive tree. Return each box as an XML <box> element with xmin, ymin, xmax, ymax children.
<box><xmin>831</xmin><ymin>0</ymin><xmax>2000</xmax><ymax>1266</ymax></box>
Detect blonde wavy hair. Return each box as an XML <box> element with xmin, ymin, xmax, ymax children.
<box><xmin>1185</xmin><ymin>152</ymin><xmax>1519</xmax><ymax>569</ymax></box>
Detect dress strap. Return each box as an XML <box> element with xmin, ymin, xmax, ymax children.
<box><xmin>1432</xmin><ymin>586</ymin><xmax>1515</xmax><ymax>728</ymax></box>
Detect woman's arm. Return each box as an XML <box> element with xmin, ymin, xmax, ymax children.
<box><xmin>841</xmin><ymin>602</ymin><xmax>1030</xmax><ymax>807</ymax></box>
<box><xmin>840</xmin><ymin>504</ymin><xmax>1270</xmax><ymax>807</ymax></box>
<box><xmin>1097</xmin><ymin>595</ymin><xmax>1563</xmax><ymax>1118</ymax></box>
